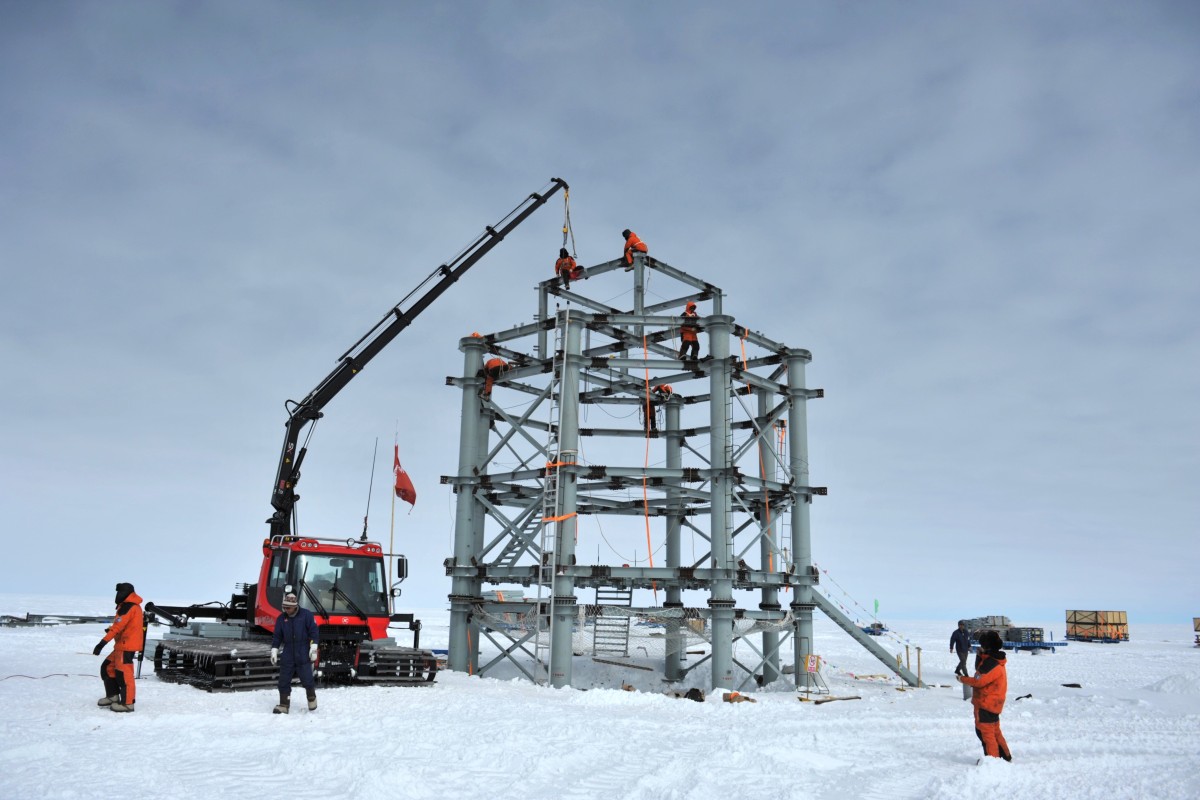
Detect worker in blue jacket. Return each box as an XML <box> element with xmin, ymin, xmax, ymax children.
<box><xmin>270</xmin><ymin>592</ymin><xmax>319</xmax><ymax>714</ymax></box>
<box><xmin>950</xmin><ymin>620</ymin><xmax>972</xmax><ymax>677</ymax></box>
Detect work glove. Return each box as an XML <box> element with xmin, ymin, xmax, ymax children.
<box><xmin>309</xmin><ymin>643</ymin><xmax>318</xmax><ymax>663</ymax></box>
<box><xmin>93</xmin><ymin>640</ymin><xmax>106</xmax><ymax>656</ymax></box>
<box><xmin>269</xmin><ymin>648</ymin><xmax>278</xmax><ymax>666</ymax></box>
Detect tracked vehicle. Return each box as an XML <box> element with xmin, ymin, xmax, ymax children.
<box><xmin>144</xmin><ymin>179</ymin><xmax>569</xmax><ymax>691</ymax></box>
<box><xmin>147</xmin><ymin>537</ymin><xmax>433</xmax><ymax>690</ymax></box>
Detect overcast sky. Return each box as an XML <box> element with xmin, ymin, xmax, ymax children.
<box><xmin>2</xmin><ymin>1</ymin><xmax>1196</xmax><ymax>624</ymax></box>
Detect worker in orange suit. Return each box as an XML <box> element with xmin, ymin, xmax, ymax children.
<box><xmin>678</xmin><ymin>301</ymin><xmax>700</xmax><ymax>361</ymax></box>
<box><xmin>481</xmin><ymin>357</ymin><xmax>509</xmax><ymax>398</ymax></box>
<box><xmin>958</xmin><ymin>630</ymin><xmax>1012</xmax><ymax>762</ymax></box>
<box><xmin>94</xmin><ymin>582</ymin><xmax>144</xmax><ymax>713</ymax></box>
<box><xmin>555</xmin><ymin>248</ymin><xmax>583</xmax><ymax>289</ymax></box>
<box><xmin>622</xmin><ymin>229</ymin><xmax>648</xmax><ymax>269</ymax></box>
<box><xmin>644</xmin><ymin>384</ymin><xmax>673</xmax><ymax>433</ymax></box>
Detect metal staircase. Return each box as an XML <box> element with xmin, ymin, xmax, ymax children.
<box><xmin>592</xmin><ymin>586</ymin><xmax>634</xmax><ymax>657</ymax></box>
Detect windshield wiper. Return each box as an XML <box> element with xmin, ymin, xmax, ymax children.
<box><xmin>299</xmin><ymin>580</ymin><xmax>328</xmax><ymax>619</ymax></box>
<box><xmin>330</xmin><ymin>579</ymin><xmax>369</xmax><ymax>619</ymax></box>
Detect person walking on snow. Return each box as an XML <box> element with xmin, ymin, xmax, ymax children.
<box><xmin>951</xmin><ymin>620</ymin><xmax>972</xmax><ymax>677</ymax></box>
<box><xmin>555</xmin><ymin>248</ymin><xmax>583</xmax><ymax>289</ymax></box>
<box><xmin>621</xmin><ymin>229</ymin><xmax>647</xmax><ymax>269</ymax></box>
<box><xmin>94</xmin><ymin>582</ymin><xmax>143</xmax><ymax>713</ymax></box>
<box><xmin>678</xmin><ymin>301</ymin><xmax>700</xmax><ymax>361</ymax></box>
<box><xmin>958</xmin><ymin>630</ymin><xmax>1012</xmax><ymax>762</ymax></box>
<box><xmin>271</xmin><ymin>592</ymin><xmax>319</xmax><ymax>714</ymax></box>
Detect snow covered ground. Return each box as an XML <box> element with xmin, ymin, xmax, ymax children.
<box><xmin>2</xmin><ymin>594</ymin><xmax>1197</xmax><ymax>800</ymax></box>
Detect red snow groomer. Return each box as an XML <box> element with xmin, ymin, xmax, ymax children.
<box><xmin>147</xmin><ymin>536</ymin><xmax>433</xmax><ymax>691</ymax></box>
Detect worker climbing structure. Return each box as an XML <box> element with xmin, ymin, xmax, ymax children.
<box><xmin>444</xmin><ymin>249</ymin><xmax>921</xmax><ymax>691</ymax></box>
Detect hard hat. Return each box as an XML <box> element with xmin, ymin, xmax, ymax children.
<box><xmin>470</xmin><ymin>332</ymin><xmax>482</xmax><ymax>338</ymax></box>
<box><xmin>282</xmin><ymin>593</ymin><xmax>299</xmax><ymax>608</ymax></box>
<box><xmin>686</xmin><ymin>301</ymin><xmax>697</xmax><ymax>309</ymax></box>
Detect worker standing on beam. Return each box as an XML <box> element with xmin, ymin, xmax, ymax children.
<box><xmin>678</xmin><ymin>301</ymin><xmax>700</xmax><ymax>362</ymax></box>
<box><xmin>622</xmin><ymin>229</ymin><xmax>648</xmax><ymax>270</ymax></box>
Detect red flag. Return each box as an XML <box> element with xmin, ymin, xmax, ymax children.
<box><xmin>393</xmin><ymin>445</ymin><xmax>416</xmax><ymax>506</ymax></box>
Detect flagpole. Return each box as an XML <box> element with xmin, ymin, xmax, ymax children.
<box><xmin>389</xmin><ymin>428</ymin><xmax>397</xmax><ymax>605</ymax></box>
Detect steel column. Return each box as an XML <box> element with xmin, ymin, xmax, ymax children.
<box><xmin>706</xmin><ymin>314</ymin><xmax>735</xmax><ymax>689</ymax></box>
<box><xmin>786</xmin><ymin>348</ymin><xmax>815</xmax><ymax>685</ymax></box>
<box><xmin>664</xmin><ymin>394</ymin><xmax>684</xmax><ymax>681</ymax></box>
<box><xmin>549</xmin><ymin>314</ymin><xmax>584</xmax><ymax>688</ymax></box>
<box><xmin>449</xmin><ymin>337</ymin><xmax>486</xmax><ymax>673</ymax></box>
<box><xmin>537</xmin><ymin>285</ymin><xmax>549</xmax><ymax>360</ymax></box>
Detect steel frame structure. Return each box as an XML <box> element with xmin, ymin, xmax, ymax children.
<box><xmin>444</xmin><ymin>253</ymin><xmax>920</xmax><ymax>689</ymax></box>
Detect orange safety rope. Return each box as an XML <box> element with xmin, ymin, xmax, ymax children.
<box><xmin>543</xmin><ymin>462</ymin><xmax>580</xmax><ymax>537</ymax></box>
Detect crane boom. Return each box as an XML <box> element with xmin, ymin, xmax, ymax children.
<box><xmin>268</xmin><ymin>178</ymin><xmax>569</xmax><ymax>538</ymax></box>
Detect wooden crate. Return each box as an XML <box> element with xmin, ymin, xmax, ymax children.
<box><xmin>1065</xmin><ymin>609</ymin><xmax>1129</xmax><ymax>641</ymax></box>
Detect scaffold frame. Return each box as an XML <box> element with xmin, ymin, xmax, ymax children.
<box><xmin>444</xmin><ymin>252</ymin><xmax>920</xmax><ymax>689</ymax></box>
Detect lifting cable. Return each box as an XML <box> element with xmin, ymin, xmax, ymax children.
<box><xmin>562</xmin><ymin>188</ymin><xmax>576</xmax><ymax>258</ymax></box>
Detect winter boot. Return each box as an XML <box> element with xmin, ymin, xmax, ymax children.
<box><xmin>306</xmin><ymin>689</ymin><xmax>317</xmax><ymax>711</ymax></box>
<box><xmin>273</xmin><ymin>691</ymin><xmax>290</xmax><ymax>715</ymax></box>
<box><xmin>97</xmin><ymin>695</ymin><xmax>120</xmax><ymax>707</ymax></box>
<box><xmin>110</xmin><ymin>701</ymin><xmax>134</xmax><ymax>712</ymax></box>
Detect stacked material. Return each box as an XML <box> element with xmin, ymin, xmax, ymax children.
<box><xmin>1066</xmin><ymin>610</ymin><xmax>1129</xmax><ymax>642</ymax></box>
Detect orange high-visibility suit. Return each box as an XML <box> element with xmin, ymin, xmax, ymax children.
<box><xmin>645</xmin><ymin>384</ymin><xmax>673</xmax><ymax>433</ymax></box>
<box><xmin>622</xmin><ymin>230</ymin><xmax>648</xmax><ymax>265</ymax></box>
<box><xmin>961</xmin><ymin>649</ymin><xmax>1010</xmax><ymax>760</ymax></box>
<box><xmin>101</xmin><ymin>588</ymin><xmax>144</xmax><ymax>705</ymax></box>
<box><xmin>555</xmin><ymin>248</ymin><xmax>582</xmax><ymax>287</ymax></box>
<box><xmin>482</xmin><ymin>357</ymin><xmax>508</xmax><ymax>397</ymax></box>
<box><xmin>678</xmin><ymin>303</ymin><xmax>700</xmax><ymax>360</ymax></box>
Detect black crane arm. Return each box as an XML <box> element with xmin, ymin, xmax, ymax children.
<box><xmin>268</xmin><ymin>178</ymin><xmax>569</xmax><ymax>538</ymax></box>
